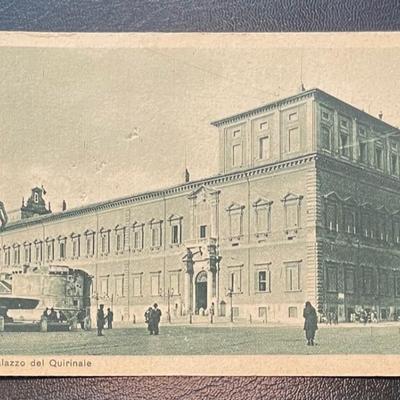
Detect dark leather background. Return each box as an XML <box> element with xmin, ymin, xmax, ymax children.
<box><xmin>0</xmin><ymin>0</ymin><xmax>399</xmax><ymax>32</ymax></box>
<box><xmin>0</xmin><ymin>376</ymin><xmax>400</xmax><ymax>399</ymax></box>
<box><xmin>1</xmin><ymin>1</ymin><xmax>400</xmax><ymax>398</ymax></box>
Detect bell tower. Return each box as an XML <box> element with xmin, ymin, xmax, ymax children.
<box><xmin>20</xmin><ymin>187</ymin><xmax>51</xmax><ymax>219</ymax></box>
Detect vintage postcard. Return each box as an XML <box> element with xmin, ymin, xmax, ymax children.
<box><xmin>1</xmin><ymin>32</ymin><xmax>400</xmax><ymax>376</ymax></box>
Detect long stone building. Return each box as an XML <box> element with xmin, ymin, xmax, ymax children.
<box><xmin>2</xmin><ymin>88</ymin><xmax>400</xmax><ymax>323</ymax></box>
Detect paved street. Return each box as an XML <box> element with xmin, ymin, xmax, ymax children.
<box><xmin>1</xmin><ymin>323</ymin><xmax>400</xmax><ymax>355</ymax></box>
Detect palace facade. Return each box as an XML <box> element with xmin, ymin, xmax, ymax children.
<box><xmin>2</xmin><ymin>88</ymin><xmax>400</xmax><ymax>323</ymax></box>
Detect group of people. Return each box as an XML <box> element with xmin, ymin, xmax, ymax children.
<box><xmin>96</xmin><ymin>305</ymin><xmax>114</xmax><ymax>336</ymax></box>
<box><xmin>144</xmin><ymin>303</ymin><xmax>162</xmax><ymax>335</ymax></box>
<box><xmin>42</xmin><ymin>307</ymin><xmax>67</xmax><ymax>323</ymax></box>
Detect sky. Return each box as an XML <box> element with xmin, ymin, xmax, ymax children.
<box><xmin>1</xmin><ymin>34</ymin><xmax>400</xmax><ymax>214</ymax></box>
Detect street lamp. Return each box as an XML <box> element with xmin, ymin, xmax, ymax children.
<box><xmin>167</xmin><ymin>288</ymin><xmax>174</xmax><ymax>323</ymax></box>
<box><xmin>226</xmin><ymin>287</ymin><xmax>233</xmax><ymax>323</ymax></box>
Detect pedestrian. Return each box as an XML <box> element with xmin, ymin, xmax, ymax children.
<box><xmin>48</xmin><ymin>307</ymin><xmax>58</xmax><ymax>322</ymax></box>
<box><xmin>303</xmin><ymin>301</ymin><xmax>318</xmax><ymax>346</ymax></box>
<box><xmin>97</xmin><ymin>304</ymin><xmax>105</xmax><ymax>336</ymax></box>
<box><xmin>106</xmin><ymin>308</ymin><xmax>114</xmax><ymax>329</ymax></box>
<box><xmin>150</xmin><ymin>303</ymin><xmax>162</xmax><ymax>335</ymax></box>
<box><xmin>42</xmin><ymin>308</ymin><xmax>49</xmax><ymax>320</ymax></box>
<box><xmin>145</xmin><ymin>307</ymin><xmax>153</xmax><ymax>334</ymax></box>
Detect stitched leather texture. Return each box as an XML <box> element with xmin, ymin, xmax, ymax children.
<box><xmin>1</xmin><ymin>377</ymin><xmax>400</xmax><ymax>399</ymax></box>
<box><xmin>0</xmin><ymin>0</ymin><xmax>399</xmax><ymax>32</ymax></box>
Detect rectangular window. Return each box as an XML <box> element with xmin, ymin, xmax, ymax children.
<box><xmin>285</xmin><ymin>263</ymin><xmax>300</xmax><ymax>291</ymax></box>
<box><xmin>133</xmin><ymin>227</ymin><xmax>144</xmax><ymax>250</ymax></box>
<box><xmin>232</xmin><ymin>307</ymin><xmax>240</xmax><ymax>317</ymax></box>
<box><xmin>363</xmin><ymin>267</ymin><xmax>373</xmax><ymax>295</ymax></box>
<box><xmin>13</xmin><ymin>247</ymin><xmax>20</xmax><ymax>265</ymax></box>
<box><xmin>345</xmin><ymin>267</ymin><xmax>355</xmax><ymax>294</ymax></box>
<box><xmin>379</xmin><ymin>269</ymin><xmax>389</xmax><ymax>296</ymax></box>
<box><xmin>151</xmin><ymin>224</ymin><xmax>162</xmax><ymax>247</ymax></box>
<box><xmin>258</xmin><ymin>136</ymin><xmax>270</xmax><ymax>159</ymax></box>
<box><xmin>288</xmin><ymin>127</ymin><xmax>300</xmax><ymax>153</ymax></box>
<box><xmin>171</xmin><ymin>223</ymin><xmax>181</xmax><ymax>245</ymax></box>
<box><xmin>375</xmin><ymin>146</ymin><xmax>383</xmax><ymax>169</ymax></box>
<box><xmin>391</xmin><ymin>153</ymin><xmax>398</xmax><ymax>175</ymax></box>
<box><xmin>47</xmin><ymin>241</ymin><xmax>54</xmax><ymax>261</ymax></box>
<box><xmin>232</xmin><ymin>144</ymin><xmax>242</xmax><ymax>167</ymax></box>
<box><xmin>359</xmin><ymin>141</ymin><xmax>368</xmax><ymax>163</ymax></box>
<box><xmin>288</xmin><ymin>112</ymin><xmax>298</xmax><ymax>121</ymax></box>
<box><xmin>72</xmin><ymin>238</ymin><xmax>80</xmax><ymax>258</ymax></box>
<box><xmin>151</xmin><ymin>274</ymin><xmax>160</xmax><ymax>296</ymax></box>
<box><xmin>258</xmin><ymin>307</ymin><xmax>267</xmax><ymax>319</ymax></box>
<box><xmin>340</xmin><ymin>133</ymin><xmax>349</xmax><ymax>157</ymax></box>
<box><xmin>257</xmin><ymin>270</ymin><xmax>270</xmax><ymax>292</ymax></box>
<box><xmin>115</xmin><ymin>276</ymin><xmax>124</xmax><ymax>297</ymax></box>
<box><xmin>395</xmin><ymin>274</ymin><xmax>400</xmax><ymax>297</ymax></box>
<box><xmin>288</xmin><ymin>306</ymin><xmax>298</xmax><ymax>318</ymax></box>
<box><xmin>132</xmin><ymin>275</ymin><xmax>142</xmax><ymax>297</ymax></box>
<box><xmin>344</xmin><ymin>209</ymin><xmax>356</xmax><ymax>234</ymax></box>
<box><xmin>35</xmin><ymin>242</ymin><xmax>42</xmax><ymax>262</ymax></box>
<box><xmin>86</xmin><ymin>235</ymin><xmax>94</xmax><ymax>256</ymax></box>
<box><xmin>394</xmin><ymin>220</ymin><xmax>400</xmax><ymax>244</ymax></box>
<box><xmin>100</xmin><ymin>277</ymin><xmax>109</xmax><ymax>296</ymax></box>
<box><xmin>24</xmin><ymin>245</ymin><xmax>31</xmax><ymax>263</ymax></box>
<box><xmin>286</xmin><ymin>204</ymin><xmax>299</xmax><ymax>229</ymax></box>
<box><xmin>199</xmin><ymin>225</ymin><xmax>207</xmax><ymax>239</ymax></box>
<box><xmin>326</xmin><ymin>265</ymin><xmax>338</xmax><ymax>292</ymax></box>
<box><xmin>259</xmin><ymin>121</ymin><xmax>268</xmax><ymax>130</ymax></box>
<box><xmin>229</xmin><ymin>212</ymin><xmax>243</xmax><ymax>238</ymax></box>
<box><xmin>340</xmin><ymin>119</ymin><xmax>348</xmax><ymax>129</ymax></box>
<box><xmin>101</xmin><ymin>231</ymin><xmax>110</xmax><ymax>255</ymax></box>
<box><xmin>230</xmin><ymin>270</ymin><xmax>241</xmax><ymax>293</ymax></box>
<box><xmin>169</xmin><ymin>273</ymin><xmax>179</xmax><ymax>294</ymax></box>
<box><xmin>59</xmin><ymin>242</ymin><xmax>66</xmax><ymax>259</ymax></box>
<box><xmin>255</xmin><ymin>205</ymin><xmax>271</xmax><ymax>234</ymax></box>
<box><xmin>321</xmin><ymin>126</ymin><xmax>331</xmax><ymax>150</ymax></box>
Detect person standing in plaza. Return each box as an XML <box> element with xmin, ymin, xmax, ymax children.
<box><xmin>303</xmin><ymin>301</ymin><xmax>318</xmax><ymax>346</ymax></box>
<box><xmin>150</xmin><ymin>303</ymin><xmax>162</xmax><ymax>335</ymax></box>
<box><xmin>97</xmin><ymin>304</ymin><xmax>105</xmax><ymax>336</ymax></box>
<box><xmin>106</xmin><ymin>308</ymin><xmax>114</xmax><ymax>329</ymax></box>
<box><xmin>145</xmin><ymin>307</ymin><xmax>153</xmax><ymax>334</ymax></box>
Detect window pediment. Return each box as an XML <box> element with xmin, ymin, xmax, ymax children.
<box><xmin>377</xmin><ymin>205</ymin><xmax>390</xmax><ymax>215</ymax></box>
<box><xmin>226</xmin><ymin>202</ymin><xmax>245</xmax><ymax>212</ymax></box>
<box><xmin>323</xmin><ymin>191</ymin><xmax>342</xmax><ymax>202</ymax></box>
<box><xmin>343</xmin><ymin>196</ymin><xmax>358</xmax><ymax>207</ymax></box>
<box><xmin>253</xmin><ymin>197</ymin><xmax>273</xmax><ymax>208</ymax></box>
<box><xmin>149</xmin><ymin>218</ymin><xmax>163</xmax><ymax>225</ymax></box>
<box><xmin>168</xmin><ymin>214</ymin><xmax>182</xmax><ymax>222</ymax></box>
<box><xmin>188</xmin><ymin>185</ymin><xmax>220</xmax><ymax>200</ymax></box>
<box><xmin>84</xmin><ymin>229</ymin><xmax>95</xmax><ymax>236</ymax></box>
<box><xmin>282</xmin><ymin>192</ymin><xmax>303</xmax><ymax>204</ymax></box>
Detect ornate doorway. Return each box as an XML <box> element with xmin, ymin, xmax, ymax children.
<box><xmin>195</xmin><ymin>271</ymin><xmax>207</xmax><ymax>313</ymax></box>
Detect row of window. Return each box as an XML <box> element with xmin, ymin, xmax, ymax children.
<box><xmin>325</xmin><ymin>263</ymin><xmax>400</xmax><ymax>297</ymax></box>
<box><xmin>1</xmin><ymin>193</ymin><xmax>305</xmax><ymax>266</ymax></box>
<box><xmin>230</xmin><ymin>111</ymin><xmax>301</xmax><ymax>168</ymax></box>
<box><xmin>229</xmin><ymin>261</ymin><xmax>301</xmax><ymax>294</ymax></box>
<box><xmin>324</xmin><ymin>192</ymin><xmax>400</xmax><ymax>243</ymax></box>
<box><xmin>320</xmin><ymin>108</ymin><xmax>400</xmax><ymax>176</ymax></box>
<box><xmin>96</xmin><ymin>262</ymin><xmax>302</xmax><ymax>300</ymax></box>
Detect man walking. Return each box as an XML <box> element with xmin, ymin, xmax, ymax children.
<box><xmin>150</xmin><ymin>303</ymin><xmax>162</xmax><ymax>335</ymax></box>
<box><xmin>97</xmin><ymin>304</ymin><xmax>105</xmax><ymax>336</ymax></box>
<box><xmin>106</xmin><ymin>308</ymin><xmax>114</xmax><ymax>329</ymax></box>
<box><xmin>303</xmin><ymin>301</ymin><xmax>318</xmax><ymax>346</ymax></box>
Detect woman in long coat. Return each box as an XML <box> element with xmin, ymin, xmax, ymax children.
<box><xmin>303</xmin><ymin>301</ymin><xmax>318</xmax><ymax>346</ymax></box>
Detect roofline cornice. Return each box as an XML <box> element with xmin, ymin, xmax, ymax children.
<box><xmin>211</xmin><ymin>89</ymin><xmax>316</xmax><ymax>127</ymax></box>
<box><xmin>1</xmin><ymin>153</ymin><xmax>317</xmax><ymax>233</ymax></box>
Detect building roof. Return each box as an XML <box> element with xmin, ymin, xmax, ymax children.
<box><xmin>1</xmin><ymin>153</ymin><xmax>317</xmax><ymax>232</ymax></box>
<box><xmin>211</xmin><ymin>88</ymin><xmax>400</xmax><ymax>136</ymax></box>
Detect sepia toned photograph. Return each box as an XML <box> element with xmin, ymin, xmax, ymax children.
<box><xmin>1</xmin><ymin>32</ymin><xmax>400</xmax><ymax>376</ymax></box>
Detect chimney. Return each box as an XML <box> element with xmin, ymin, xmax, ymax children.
<box><xmin>378</xmin><ymin>111</ymin><xmax>383</xmax><ymax>120</ymax></box>
<box><xmin>62</xmin><ymin>200</ymin><xmax>67</xmax><ymax>211</ymax></box>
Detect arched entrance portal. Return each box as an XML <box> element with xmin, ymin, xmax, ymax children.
<box><xmin>195</xmin><ymin>271</ymin><xmax>207</xmax><ymax>313</ymax></box>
